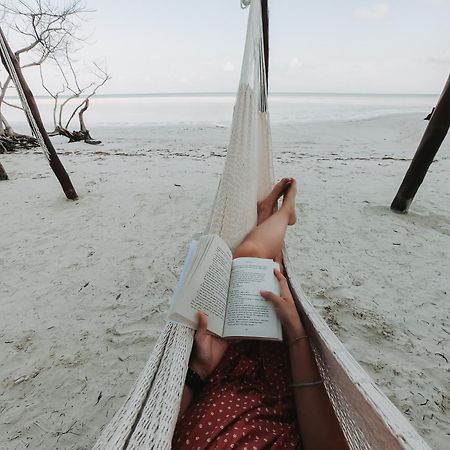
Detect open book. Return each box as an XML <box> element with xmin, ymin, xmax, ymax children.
<box><xmin>168</xmin><ymin>234</ymin><xmax>282</xmax><ymax>341</ymax></box>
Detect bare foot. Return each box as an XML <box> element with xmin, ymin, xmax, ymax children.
<box><xmin>281</xmin><ymin>178</ymin><xmax>297</xmax><ymax>225</ymax></box>
<box><xmin>257</xmin><ymin>178</ymin><xmax>291</xmax><ymax>224</ymax></box>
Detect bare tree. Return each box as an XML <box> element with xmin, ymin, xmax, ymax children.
<box><xmin>0</xmin><ymin>0</ymin><xmax>110</xmax><ymax>149</ymax></box>
<box><xmin>42</xmin><ymin>49</ymin><xmax>111</xmax><ymax>144</ymax></box>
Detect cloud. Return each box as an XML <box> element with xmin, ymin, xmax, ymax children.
<box><xmin>428</xmin><ymin>50</ymin><xmax>450</xmax><ymax>64</ymax></box>
<box><xmin>289</xmin><ymin>57</ymin><xmax>303</xmax><ymax>69</ymax></box>
<box><xmin>353</xmin><ymin>3</ymin><xmax>390</xmax><ymax>20</ymax></box>
<box><xmin>224</xmin><ymin>61</ymin><xmax>235</xmax><ymax>72</ymax></box>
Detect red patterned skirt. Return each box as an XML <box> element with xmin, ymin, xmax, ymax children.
<box><xmin>173</xmin><ymin>341</ymin><xmax>300</xmax><ymax>449</ymax></box>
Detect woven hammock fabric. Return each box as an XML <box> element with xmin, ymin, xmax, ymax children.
<box><xmin>0</xmin><ymin>27</ymin><xmax>50</xmax><ymax>160</ymax></box>
<box><xmin>93</xmin><ymin>1</ymin><xmax>430</xmax><ymax>449</ymax></box>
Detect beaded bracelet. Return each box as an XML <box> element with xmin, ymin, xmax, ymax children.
<box><xmin>289</xmin><ymin>335</ymin><xmax>309</xmax><ymax>347</ymax></box>
<box><xmin>291</xmin><ymin>380</ymin><xmax>324</xmax><ymax>388</ymax></box>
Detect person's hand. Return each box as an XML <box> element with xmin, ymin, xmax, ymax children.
<box><xmin>189</xmin><ymin>311</ymin><xmax>230</xmax><ymax>380</ymax></box>
<box><xmin>261</xmin><ymin>269</ymin><xmax>305</xmax><ymax>342</ymax></box>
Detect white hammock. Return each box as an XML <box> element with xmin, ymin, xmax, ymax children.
<box><xmin>92</xmin><ymin>3</ymin><xmax>431</xmax><ymax>448</ymax></box>
<box><xmin>2</xmin><ymin>2</ymin><xmax>429</xmax><ymax>449</ymax></box>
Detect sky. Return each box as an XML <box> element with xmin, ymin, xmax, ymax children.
<box><xmin>3</xmin><ymin>0</ymin><xmax>450</xmax><ymax>94</ymax></box>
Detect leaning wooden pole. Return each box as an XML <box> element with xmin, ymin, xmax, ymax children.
<box><xmin>261</xmin><ymin>0</ymin><xmax>269</xmax><ymax>86</ymax></box>
<box><xmin>259</xmin><ymin>0</ymin><xmax>269</xmax><ymax>113</ymax></box>
<box><xmin>0</xmin><ymin>27</ymin><xmax>77</xmax><ymax>200</ymax></box>
<box><xmin>391</xmin><ymin>73</ymin><xmax>450</xmax><ymax>213</ymax></box>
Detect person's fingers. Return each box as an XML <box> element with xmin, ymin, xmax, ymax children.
<box><xmin>260</xmin><ymin>290</ymin><xmax>282</xmax><ymax>305</ymax></box>
<box><xmin>274</xmin><ymin>269</ymin><xmax>289</xmax><ymax>291</ymax></box>
<box><xmin>274</xmin><ymin>268</ymin><xmax>285</xmax><ymax>282</ymax></box>
<box><xmin>196</xmin><ymin>311</ymin><xmax>208</xmax><ymax>339</ymax></box>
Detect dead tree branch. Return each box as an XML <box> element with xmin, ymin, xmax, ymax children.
<box><xmin>0</xmin><ymin>0</ymin><xmax>91</xmax><ymax>149</ymax></box>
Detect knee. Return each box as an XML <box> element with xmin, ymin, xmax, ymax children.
<box><xmin>233</xmin><ymin>240</ymin><xmax>264</xmax><ymax>259</ymax></box>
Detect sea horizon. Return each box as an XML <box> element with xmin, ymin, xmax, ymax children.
<box><xmin>5</xmin><ymin>91</ymin><xmax>440</xmax><ymax>100</ymax></box>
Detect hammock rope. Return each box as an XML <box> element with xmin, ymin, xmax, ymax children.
<box><xmin>0</xmin><ymin>27</ymin><xmax>50</xmax><ymax>160</ymax></box>
<box><xmin>90</xmin><ymin>1</ymin><xmax>428</xmax><ymax>448</ymax></box>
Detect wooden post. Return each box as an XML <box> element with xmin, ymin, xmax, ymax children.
<box><xmin>0</xmin><ymin>161</ymin><xmax>8</xmax><ymax>180</ymax></box>
<box><xmin>260</xmin><ymin>0</ymin><xmax>269</xmax><ymax>113</ymax></box>
<box><xmin>0</xmin><ymin>27</ymin><xmax>77</xmax><ymax>200</ymax></box>
<box><xmin>391</xmin><ymin>74</ymin><xmax>450</xmax><ymax>213</ymax></box>
<box><xmin>261</xmin><ymin>0</ymin><xmax>269</xmax><ymax>85</ymax></box>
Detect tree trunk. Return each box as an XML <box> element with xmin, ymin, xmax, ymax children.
<box><xmin>391</xmin><ymin>74</ymin><xmax>450</xmax><ymax>213</ymax></box>
<box><xmin>79</xmin><ymin>98</ymin><xmax>89</xmax><ymax>132</ymax></box>
<box><xmin>0</xmin><ymin>161</ymin><xmax>8</xmax><ymax>180</ymax></box>
<box><xmin>77</xmin><ymin>98</ymin><xmax>99</xmax><ymax>144</ymax></box>
<box><xmin>0</xmin><ymin>26</ymin><xmax>77</xmax><ymax>200</ymax></box>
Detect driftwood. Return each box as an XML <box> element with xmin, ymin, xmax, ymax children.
<box><xmin>391</xmin><ymin>74</ymin><xmax>450</xmax><ymax>213</ymax></box>
<box><xmin>50</xmin><ymin>126</ymin><xmax>101</xmax><ymax>145</ymax></box>
<box><xmin>47</xmin><ymin>99</ymin><xmax>101</xmax><ymax>145</ymax></box>
<box><xmin>0</xmin><ymin>26</ymin><xmax>77</xmax><ymax>200</ymax></box>
<box><xmin>0</xmin><ymin>133</ymin><xmax>38</xmax><ymax>152</ymax></box>
<box><xmin>0</xmin><ymin>161</ymin><xmax>7</xmax><ymax>180</ymax></box>
<box><xmin>78</xmin><ymin>98</ymin><xmax>101</xmax><ymax>144</ymax></box>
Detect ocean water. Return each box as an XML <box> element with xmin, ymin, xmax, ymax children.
<box><xmin>6</xmin><ymin>92</ymin><xmax>438</xmax><ymax>131</ymax></box>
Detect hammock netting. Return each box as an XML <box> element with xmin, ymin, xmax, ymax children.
<box><xmin>1</xmin><ymin>2</ymin><xmax>431</xmax><ymax>449</ymax></box>
<box><xmin>0</xmin><ymin>28</ymin><xmax>50</xmax><ymax>160</ymax></box>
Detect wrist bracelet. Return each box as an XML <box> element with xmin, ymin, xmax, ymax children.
<box><xmin>289</xmin><ymin>335</ymin><xmax>309</xmax><ymax>347</ymax></box>
<box><xmin>291</xmin><ymin>379</ymin><xmax>324</xmax><ymax>388</ymax></box>
<box><xmin>185</xmin><ymin>367</ymin><xmax>206</xmax><ymax>396</ymax></box>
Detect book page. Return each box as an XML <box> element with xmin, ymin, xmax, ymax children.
<box><xmin>168</xmin><ymin>235</ymin><xmax>232</xmax><ymax>336</ymax></box>
<box><xmin>167</xmin><ymin>239</ymin><xmax>198</xmax><ymax>311</ymax></box>
<box><xmin>223</xmin><ymin>258</ymin><xmax>282</xmax><ymax>340</ymax></box>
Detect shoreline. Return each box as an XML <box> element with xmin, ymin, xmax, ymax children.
<box><xmin>5</xmin><ymin>91</ymin><xmax>440</xmax><ymax>100</ymax></box>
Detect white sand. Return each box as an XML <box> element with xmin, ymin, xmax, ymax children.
<box><xmin>1</xmin><ymin>114</ymin><xmax>449</xmax><ymax>449</ymax></box>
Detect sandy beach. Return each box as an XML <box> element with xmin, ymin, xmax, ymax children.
<box><xmin>1</xmin><ymin>113</ymin><xmax>449</xmax><ymax>449</ymax></box>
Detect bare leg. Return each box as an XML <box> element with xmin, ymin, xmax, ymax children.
<box><xmin>256</xmin><ymin>178</ymin><xmax>292</xmax><ymax>271</ymax></box>
<box><xmin>234</xmin><ymin>179</ymin><xmax>297</xmax><ymax>260</ymax></box>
